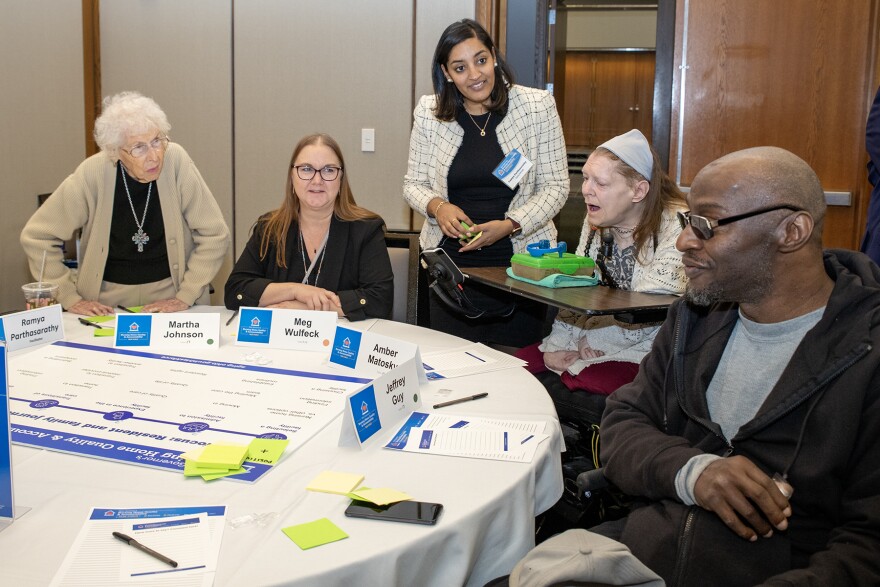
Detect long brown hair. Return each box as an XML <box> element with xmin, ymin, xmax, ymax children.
<box><xmin>259</xmin><ymin>133</ymin><xmax>380</xmax><ymax>267</ymax></box>
<box><xmin>594</xmin><ymin>145</ymin><xmax>686</xmax><ymax>263</ymax></box>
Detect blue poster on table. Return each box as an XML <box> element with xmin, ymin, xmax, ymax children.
<box><xmin>0</xmin><ymin>340</ymin><xmax>14</xmax><ymax>523</ymax></box>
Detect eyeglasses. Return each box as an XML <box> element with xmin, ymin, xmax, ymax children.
<box><xmin>293</xmin><ymin>165</ymin><xmax>343</xmax><ymax>181</ymax></box>
<box><xmin>122</xmin><ymin>136</ymin><xmax>169</xmax><ymax>158</ymax></box>
<box><xmin>677</xmin><ymin>204</ymin><xmax>803</xmax><ymax>240</ymax></box>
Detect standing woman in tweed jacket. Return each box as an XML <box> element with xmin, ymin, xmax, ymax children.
<box><xmin>20</xmin><ymin>91</ymin><xmax>229</xmax><ymax>316</ymax></box>
<box><xmin>404</xmin><ymin>19</ymin><xmax>569</xmax><ymax>347</ymax></box>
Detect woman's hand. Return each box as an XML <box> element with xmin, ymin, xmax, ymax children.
<box><xmin>68</xmin><ymin>299</ymin><xmax>114</xmax><ymax>316</ymax></box>
<box><xmin>432</xmin><ymin>200</ymin><xmax>474</xmax><ymax>240</ymax></box>
<box><xmin>578</xmin><ymin>336</ymin><xmax>606</xmax><ymax>360</ymax></box>
<box><xmin>458</xmin><ymin>219</ymin><xmax>514</xmax><ymax>252</ymax></box>
<box><xmin>143</xmin><ymin>298</ymin><xmax>190</xmax><ymax>313</ymax></box>
<box><xmin>544</xmin><ymin>350</ymin><xmax>579</xmax><ymax>372</ymax></box>
<box><xmin>287</xmin><ymin>283</ymin><xmax>341</xmax><ymax>312</ymax></box>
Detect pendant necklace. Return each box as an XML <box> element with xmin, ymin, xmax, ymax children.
<box><xmin>300</xmin><ymin>227</ymin><xmax>330</xmax><ymax>286</ymax></box>
<box><xmin>120</xmin><ymin>165</ymin><xmax>152</xmax><ymax>253</ymax></box>
<box><xmin>467</xmin><ymin>111</ymin><xmax>491</xmax><ymax>137</ymax></box>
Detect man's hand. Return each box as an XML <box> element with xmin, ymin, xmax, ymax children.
<box><xmin>694</xmin><ymin>455</ymin><xmax>792</xmax><ymax>542</ymax></box>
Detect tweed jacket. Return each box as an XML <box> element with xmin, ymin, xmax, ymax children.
<box><xmin>403</xmin><ymin>85</ymin><xmax>569</xmax><ymax>253</ymax></box>
<box><xmin>20</xmin><ymin>143</ymin><xmax>230</xmax><ymax>308</ymax></box>
<box><xmin>540</xmin><ymin>207</ymin><xmax>686</xmax><ymax>373</ymax></box>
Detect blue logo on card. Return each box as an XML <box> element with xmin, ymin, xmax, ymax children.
<box><xmin>493</xmin><ymin>148</ymin><xmax>522</xmax><ymax>180</ymax></box>
<box><xmin>330</xmin><ymin>327</ymin><xmax>361</xmax><ymax>369</ymax></box>
<box><xmin>238</xmin><ymin>309</ymin><xmax>272</xmax><ymax>344</ymax></box>
<box><xmin>349</xmin><ymin>384</ymin><xmax>381</xmax><ymax>443</ymax></box>
<box><xmin>116</xmin><ymin>315</ymin><xmax>152</xmax><ymax>346</ymax></box>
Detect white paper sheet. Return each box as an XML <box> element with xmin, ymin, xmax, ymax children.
<box><xmin>421</xmin><ymin>343</ymin><xmax>526</xmax><ymax>379</ymax></box>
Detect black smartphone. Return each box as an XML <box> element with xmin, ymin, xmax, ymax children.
<box><xmin>420</xmin><ymin>247</ymin><xmax>465</xmax><ymax>285</ymax></box>
<box><xmin>344</xmin><ymin>499</ymin><xmax>443</xmax><ymax>525</ymax></box>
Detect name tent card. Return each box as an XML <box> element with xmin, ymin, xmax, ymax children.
<box><xmin>0</xmin><ymin>341</ymin><xmax>14</xmax><ymax>526</ymax></box>
<box><xmin>115</xmin><ymin>313</ymin><xmax>220</xmax><ymax>349</ymax></box>
<box><xmin>235</xmin><ymin>307</ymin><xmax>336</xmax><ymax>352</ymax></box>
<box><xmin>339</xmin><ymin>358</ymin><xmax>422</xmax><ymax>448</ymax></box>
<box><xmin>0</xmin><ymin>305</ymin><xmax>64</xmax><ymax>352</ymax></box>
<box><xmin>329</xmin><ymin>326</ymin><xmax>427</xmax><ymax>382</ymax></box>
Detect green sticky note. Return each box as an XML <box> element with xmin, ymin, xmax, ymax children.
<box><xmin>84</xmin><ymin>315</ymin><xmax>115</xmax><ymax>324</ymax></box>
<box><xmin>183</xmin><ymin>458</ymin><xmax>232</xmax><ymax>477</ymax></box>
<box><xmin>246</xmin><ymin>438</ymin><xmax>290</xmax><ymax>465</ymax></box>
<box><xmin>282</xmin><ymin>518</ymin><xmax>348</xmax><ymax>550</ymax></box>
<box><xmin>201</xmin><ymin>466</ymin><xmax>247</xmax><ymax>481</ymax></box>
<box><xmin>194</xmin><ymin>443</ymin><xmax>249</xmax><ymax>468</ymax></box>
<box><xmin>349</xmin><ymin>487</ymin><xmax>412</xmax><ymax>506</ymax></box>
<box><xmin>94</xmin><ymin>327</ymin><xmax>115</xmax><ymax>337</ymax></box>
<box><xmin>306</xmin><ymin>471</ymin><xmax>365</xmax><ymax>495</ymax></box>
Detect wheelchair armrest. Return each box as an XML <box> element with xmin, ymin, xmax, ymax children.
<box><xmin>576</xmin><ymin>467</ymin><xmax>609</xmax><ymax>498</ymax></box>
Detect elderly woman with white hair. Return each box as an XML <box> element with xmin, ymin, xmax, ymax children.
<box><xmin>20</xmin><ymin>91</ymin><xmax>230</xmax><ymax>315</ymax></box>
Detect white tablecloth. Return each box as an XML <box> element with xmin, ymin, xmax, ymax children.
<box><xmin>0</xmin><ymin>309</ymin><xmax>564</xmax><ymax>586</ymax></box>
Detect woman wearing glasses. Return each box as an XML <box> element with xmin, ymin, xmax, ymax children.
<box><xmin>20</xmin><ymin>91</ymin><xmax>230</xmax><ymax>315</ymax></box>
<box><xmin>224</xmin><ymin>133</ymin><xmax>393</xmax><ymax>321</ymax></box>
<box><xmin>403</xmin><ymin>19</ymin><xmax>568</xmax><ymax>347</ymax></box>
<box><xmin>517</xmin><ymin>130</ymin><xmax>687</xmax><ymax>422</ymax></box>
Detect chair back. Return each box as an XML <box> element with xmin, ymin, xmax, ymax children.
<box><xmin>385</xmin><ymin>231</ymin><xmax>421</xmax><ymax>324</ymax></box>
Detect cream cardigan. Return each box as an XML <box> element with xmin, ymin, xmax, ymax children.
<box><xmin>20</xmin><ymin>143</ymin><xmax>230</xmax><ymax>308</ymax></box>
<box><xmin>403</xmin><ymin>85</ymin><xmax>569</xmax><ymax>252</ymax></box>
<box><xmin>539</xmin><ymin>208</ymin><xmax>687</xmax><ymax>375</ymax></box>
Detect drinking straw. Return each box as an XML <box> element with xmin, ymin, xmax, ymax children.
<box><xmin>38</xmin><ymin>250</ymin><xmax>47</xmax><ymax>287</ymax></box>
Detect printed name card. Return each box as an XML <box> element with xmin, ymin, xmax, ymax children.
<box><xmin>492</xmin><ymin>148</ymin><xmax>533</xmax><ymax>189</ymax></box>
<box><xmin>339</xmin><ymin>358</ymin><xmax>422</xmax><ymax>448</ymax></box>
<box><xmin>0</xmin><ymin>305</ymin><xmax>64</xmax><ymax>352</ymax></box>
<box><xmin>114</xmin><ymin>313</ymin><xmax>220</xmax><ymax>349</ymax></box>
<box><xmin>329</xmin><ymin>326</ymin><xmax>427</xmax><ymax>382</ymax></box>
<box><xmin>235</xmin><ymin>307</ymin><xmax>336</xmax><ymax>352</ymax></box>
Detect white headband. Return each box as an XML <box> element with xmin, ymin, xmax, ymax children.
<box><xmin>597</xmin><ymin>129</ymin><xmax>653</xmax><ymax>182</ymax></box>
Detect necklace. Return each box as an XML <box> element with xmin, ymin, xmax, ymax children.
<box><xmin>611</xmin><ymin>225</ymin><xmax>637</xmax><ymax>236</ymax></box>
<box><xmin>300</xmin><ymin>227</ymin><xmax>329</xmax><ymax>286</ymax></box>
<box><xmin>467</xmin><ymin>111</ymin><xmax>491</xmax><ymax>137</ymax></box>
<box><xmin>120</xmin><ymin>165</ymin><xmax>152</xmax><ymax>252</ymax></box>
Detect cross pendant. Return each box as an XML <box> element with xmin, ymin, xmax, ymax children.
<box><xmin>132</xmin><ymin>228</ymin><xmax>149</xmax><ymax>252</ymax></box>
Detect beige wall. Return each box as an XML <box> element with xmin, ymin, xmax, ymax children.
<box><xmin>566</xmin><ymin>10</ymin><xmax>657</xmax><ymax>49</ymax></box>
<box><xmin>1</xmin><ymin>0</ymin><xmax>473</xmax><ymax>312</ymax></box>
<box><xmin>0</xmin><ymin>1</ymin><xmax>86</xmax><ymax>312</ymax></box>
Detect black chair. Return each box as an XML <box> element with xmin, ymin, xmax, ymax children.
<box><xmin>384</xmin><ymin>230</ymin><xmax>426</xmax><ymax>325</ymax></box>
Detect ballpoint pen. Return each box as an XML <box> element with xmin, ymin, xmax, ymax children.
<box><xmin>226</xmin><ymin>308</ymin><xmax>239</xmax><ymax>326</ymax></box>
<box><xmin>117</xmin><ymin>305</ymin><xmax>136</xmax><ymax>313</ymax></box>
<box><xmin>78</xmin><ymin>317</ymin><xmax>105</xmax><ymax>329</ymax></box>
<box><xmin>433</xmin><ymin>392</ymin><xmax>489</xmax><ymax>409</ymax></box>
<box><xmin>112</xmin><ymin>531</ymin><xmax>178</xmax><ymax>568</ymax></box>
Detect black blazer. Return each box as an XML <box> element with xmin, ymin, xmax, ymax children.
<box><xmin>224</xmin><ymin>215</ymin><xmax>393</xmax><ymax>321</ymax></box>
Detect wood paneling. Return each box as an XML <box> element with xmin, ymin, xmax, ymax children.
<box><xmin>670</xmin><ymin>0</ymin><xmax>880</xmax><ymax>249</ymax></box>
<box><xmin>563</xmin><ymin>51</ymin><xmax>655</xmax><ymax>149</ymax></box>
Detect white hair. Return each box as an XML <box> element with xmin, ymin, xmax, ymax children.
<box><xmin>93</xmin><ymin>91</ymin><xmax>171</xmax><ymax>162</ymax></box>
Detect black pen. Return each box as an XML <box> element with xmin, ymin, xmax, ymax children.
<box><xmin>225</xmin><ymin>308</ymin><xmax>239</xmax><ymax>326</ymax></box>
<box><xmin>433</xmin><ymin>392</ymin><xmax>489</xmax><ymax>409</ymax></box>
<box><xmin>78</xmin><ymin>317</ymin><xmax>105</xmax><ymax>329</ymax></box>
<box><xmin>117</xmin><ymin>305</ymin><xmax>135</xmax><ymax>313</ymax></box>
<box><xmin>112</xmin><ymin>531</ymin><xmax>178</xmax><ymax>568</ymax></box>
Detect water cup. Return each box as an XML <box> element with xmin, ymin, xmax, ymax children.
<box><xmin>22</xmin><ymin>282</ymin><xmax>59</xmax><ymax>310</ymax></box>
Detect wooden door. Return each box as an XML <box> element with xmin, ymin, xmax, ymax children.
<box><xmin>670</xmin><ymin>0</ymin><xmax>880</xmax><ymax>249</ymax></box>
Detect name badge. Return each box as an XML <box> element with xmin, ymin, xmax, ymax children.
<box><xmin>0</xmin><ymin>305</ymin><xmax>64</xmax><ymax>352</ymax></box>
<box><xmin>338</xmin><ymin>358</ymin><xmax>422</xmax><ymax>448</ymax></box>
<box><xmin>114</xmin><ymin>313</ymin><xmax>220</xmax><ymax>349</ymax></box>
<box><xmin>235</xmin><ymin>307</ymin><xmax>336</xmax><ymax>352</ymax></box>
<box><xmin>329</xmin><ymin>326</ymin><xmax>427</xmax><ymax>382</ymax></box>
<box><xmin>492</xmin><ymin>148</ymin><xmax>533</xmax><ymax>189</ymax></box>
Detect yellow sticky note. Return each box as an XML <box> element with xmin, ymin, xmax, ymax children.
<box><xmin>94</xmin><ymin>327</ymin><xmax>115</xmax><ymax>337</ymax></box>
<box><xmin>247</xmin><ymin>438</ymin><xmax>290</xmax><ymax>465</ymax></box>
<box><xmin>183</xmin><ymin>459</ymin><xmax>232</xmax><ymax>477</ymax></box>
<box><xmin>306</xmin><ymin>471</ymin><xmax>365</xmax><ymax>495</ymax></box>
<box><xmin>282</xmin><ymin>518</ymin><xmax>348</xmax><ymax>550</ymax></box>
<box><xmin>84</xmin><ymin>315</ymin><xmax>115</xmax><ymax>324</ymax></box>
<box><xmin>194</xmin><ymin>444</ymin><xmax>249</xmax><ymax>468</ymax></box>
<box><xmin>349</xmin><ymin>487</ymin><xmax>412</xmax><ymax>506</ymax></box>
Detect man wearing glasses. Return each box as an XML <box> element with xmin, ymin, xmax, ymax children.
<box><xmin>493</xmin><ymin>147</ymin><xmax>880</xmax><ymax>586</ymax></box>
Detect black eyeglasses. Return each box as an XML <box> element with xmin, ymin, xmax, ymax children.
<box><xmin>677</xmin><ymin>204</ymin><xmax>803</xmax><ymax>240</ymax></box>
<box><xmin>293</xmin><ymin>165</ymin><xmax>342</xmax><ymax>181</ymax></box>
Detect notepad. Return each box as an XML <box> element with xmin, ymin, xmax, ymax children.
<box><xmin>282</xmin><ymin>518</ymin><xmax>348</xmax><ymax>550</ymax></box>
<box><xmin>195</xmin><ymin>444</ymin><xmax>249</xmax><ymax>468</ymax></box>
<box><xmin>348</xmin><ymin>487</ymin><xmax>412</xmax><ymax>506</ymax></box>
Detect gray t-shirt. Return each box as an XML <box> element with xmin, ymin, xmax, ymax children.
<box><xmin>675</xmin><ymin>306</ymin><xmax>825</xmax><ymax>505</ymax></box>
